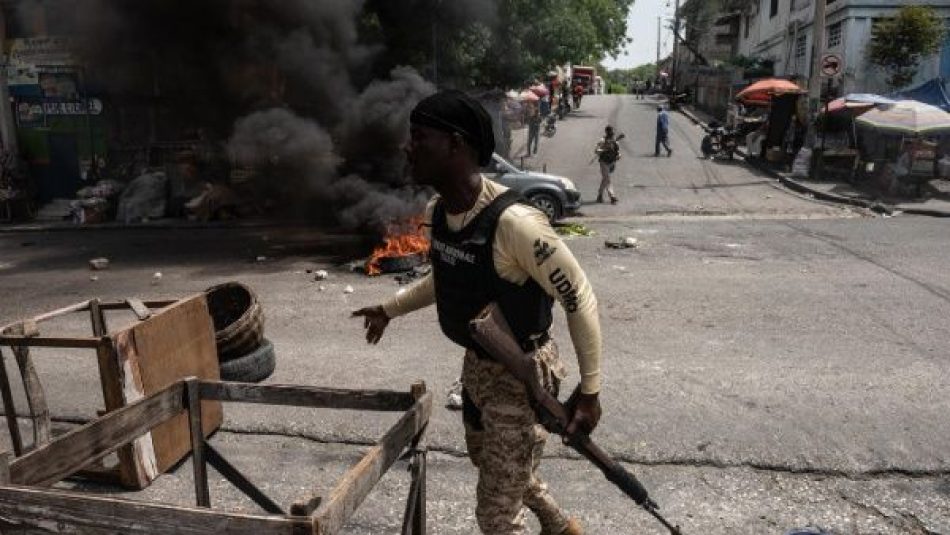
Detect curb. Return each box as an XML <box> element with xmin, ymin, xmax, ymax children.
<box><xmin>675</xmin><ymin>106</ymin><xmax>950</xmax><ymax>217</ymax></box>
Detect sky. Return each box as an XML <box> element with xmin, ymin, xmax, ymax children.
<box><xmin>602</xmin><ymin>0</ymin><xmax>678</xmax><ymax>70</ymax></box>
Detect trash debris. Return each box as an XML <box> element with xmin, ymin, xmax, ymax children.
<box><xmin>151</xmin><ymin>272</ymin><xmax>163</xmax><ymax>285</ymax></box>
<box><xmin>345</xmin><ymin>260</ymin><xmax>368</xmax><ymax>272</ymax></box>
<box><xmin>394</xmin><ymin>264</ymin><xmax>432</xmax><ymax>285</ymax></box>
<box><xmin>313</xmin><ymin>269</ymin><xmax>329</xmax><ymax>281</ymax></box>
<box><xmin>612</xmin><ymin>265</ymin><xmax>627</xmax><ymax>272</ymax></box>
<box><xmin>89</xmin><ymin>275</ymin><xmax>99</xmax><ymax>282</ymax></box>
<box><xmin>88</xmin><ymin>258</ymin><xmax>110</xmax><ymax>270</ymax></box>
<box><xmin>790</xmin><ymin>147</ymin><xmax>812</xmax><ymax>178</ymax></box>
<box><xmin>116</xmin><ymin>171</ymin><xmax>168</xmax><ymax>223</ymax></box>
<box><xmin>256</xmin><ymin>256</ymin><xmax>267</xmax><ymax>262</ymax></box>
<box><xmin>446</xmin><ymin>379</ymin><xmax>464</xmax><ymax>410</ymax></box>
<box><xmin>343</xmin><ymin>285</ymin><xmax>354</xmax><ymax>294</ymax></box>
<box><xmin>605</xmin><ymin>236</ymin><xmax>639</xmax><ymax>249</ymax></box>
<box><xmin>396</xmin><ymin>288</ymin><xmax>408</xmax><ymax>296</ymax></box>
<box><xmin>556</xmin><ymin>223</ymin><xmax>594</xmax><ymax>237</ymax></box>
<box><xmin>318</xmin><ymin>285</ymin><xmax>327</xmax><ymax>292</ymax></box>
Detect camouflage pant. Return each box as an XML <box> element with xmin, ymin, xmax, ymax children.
<box><xmin>462</xmin><ymin>341</ymin><xmax>569</xmax><ymax>535</ymax></box>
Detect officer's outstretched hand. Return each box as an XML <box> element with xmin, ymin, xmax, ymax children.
<box><xmin>564</xmin><ymin>388</ymin><xmax>602</xmax><ymax>440</ymax></box>
<box><xmin>351</xmin><ymin>305</ymin><xmax>390</xmax><ymax>345</ymax></box>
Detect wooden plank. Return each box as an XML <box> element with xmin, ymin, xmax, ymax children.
<box><xmin>89</xmin><ymin>299</ymin><xmax>108</xmax><ymax>337</ymax></box>
<box><xmin>0</xmin><ymin>347</ymin><xmax>24</xmax><ymax>455</ymax></box>
<box><xmin>95</xmin><ymin>337</ymin><xmax>147</xmax><ymax>489</ymax></box>
<box><xmin>4</xmin><ymin>323</ymin><xmax>51</xmax><ymax>450</ymax></box>
<box><xmin>0</xmin><ymin>336</ymin><xmax>102</xmax><ymax>348</ymax></box>
<box><xmin>126</xmin><ymin>299</ymin><xmax>153</xmax><ymax>320</ymax></box>
<box><xmin>199</xmin><ymin>382</ymin><xmax>413</xmax><ymax>412</ymax></box>
<box><xmin>186</xmin><ymin>379</ymin><xmax>210</xmax><ymax>508</ymax></box>
<box><xmin>8</xmin><ymin>382</ymin><xmax>185</xmax><ymax>487</ymax></box>
<box><xmin>0</xmin><ymin>485</ymin><xmax>309</xmax><ymax>535</ymax></box>
<box><xmin>115</xmin><ymin>295</ymin><xmax>222</xmax><ymax>476</ymax></box>
<box><xmin>99</xmin><ymin>299</ymin><xmax>177</xmax><ymax>311</ymax></box>
<box><xmin>205</xmin><ymin>443</ymin><xmax>285</xmax><ymax>515</ymax></box>
<box><xmin>408</xmin><ymin>382</ymin><xmax>427</xmax><ymax>535</ymax></box>
<box><xmin>307</xmin><ymin>391</ymin><xmax>432</xmax><ymax>535</ymax></box>
<box><xmin>30</xmin><ymin>300</ymin><xmax>91</xmax><ymax>324</ymax></box>
<box><xmin>0</xmin><ymin>451</ymin><xmax>10</xmax><ymax>483</ymax></box>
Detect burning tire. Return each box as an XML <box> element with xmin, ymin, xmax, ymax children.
<box><xmin>205</xmin><ymin>282</ymin><xmax>265</xmax><ymax>361</ymax></box>
<box><xmin>219</xmin><ymin>339</ymin><xmax>276</xmax><ymax>383</ymax></box>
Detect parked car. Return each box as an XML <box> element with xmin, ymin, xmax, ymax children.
<box><xmin>485</xmin><ymin>153</ymin><xmax>581</xmax><ymax>221</ymax></box>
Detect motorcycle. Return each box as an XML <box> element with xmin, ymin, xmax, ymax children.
<box><xmin>701</xmin><ymin>122</ymin><xmax>738</xmax><ymax>160</ymax></box>
<box><xmin>543</xmin><ymin>114</ymin><xmax>557</xmax><ymax>137</ymax></box>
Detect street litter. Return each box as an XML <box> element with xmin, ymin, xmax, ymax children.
<box><xmin>313</xmin><ymin>269</ymin><xmax>329</xmax><ymax>281</ymax></box>
<box><xmin>256</xmin><ymin>255</ymin><xmax>267</xmax><ymax>262</ymax></box>
<box><xmin>318</xmin><ymin>284</ymin><xmax>327</xmax><ymax>292</ymax></box>
<box><xmin>446</xmin><ymin>379</ymin><xmax>464</xmax><ymax>410</ymax></box>
<box><xmin>89</xmin><ymin>275</ymin><xmax>99</xmax><ymax>281</ymax></box>
<box><xmin>395</xmin><ymin>263</ymin><xmax>432</xmax><ymax>285</ymax></box>
<box><xmin>88</xmin><ymin>257</ymin><xmax>110</xmax><ymax>270</ymax></box>
<box><xmin>605</xmin><ymin>236</ymin><xmax>639</xmax><ymax>249</ymax></box>
<box><xmin>344</xmin><ymin>285</ymin><xmax>355</xmax><ymax>294</ymax></box>
<box><xmin>151</xmin><ymin>272</ymin><xmax>163</xmax><ymax>285</ymax></box>
<box><xmin>556</xmin><ymin>222</ymin><xmax>594</xmax><ymax>237</ymax></box>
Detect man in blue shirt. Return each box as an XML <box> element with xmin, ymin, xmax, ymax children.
<box><xmin>655</xmin><ymin>106</ymin><xmax>672</xmax><ymax>157</ymax></box>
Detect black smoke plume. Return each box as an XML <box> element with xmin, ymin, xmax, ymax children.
<box><xmin>68</xmin><ymin>0</ymin><xmax>435</xmax><ymax>232</ymax></box>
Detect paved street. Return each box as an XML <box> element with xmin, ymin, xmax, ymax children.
<box><xmin>2</xmin><ymin>95</ymin><xmax>949</xmax><ymax>533</ymax></box>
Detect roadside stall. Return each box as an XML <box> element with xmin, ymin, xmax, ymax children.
<box><xmin>815</xmin><ymin>94</ymin><xmax>895</xmax><ymax>182</ymax></box>
<box><xmin>735</xmin><ymin>78</ymin><xmax>806</xmax><ymax>163</ymax></box>
<box><xmin>854</xmin><ymin>100</ymin><xmax>950</xmax><ymax>196</ymax></box>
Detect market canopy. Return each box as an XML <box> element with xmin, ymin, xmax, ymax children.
<box><xmin>735</xmin><ymin>78</ymin><xmax>805</xmax><ymax>106</ymax></box>
<box><xmin>889</xmin><ymin>78</ymin><xmax>950</xmax><ymax>112</ymax></box>
<box><xmin>825</xmin><ymin>94</ymin><xmax>896</xmax><ymax>115</ymax></box>
<box><xmin>855</xmin><ymin>99</ymin><xmax>950</xmax><ymax>135</ymax></box>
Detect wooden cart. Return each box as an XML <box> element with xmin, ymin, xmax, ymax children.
<box><xmin>0</xmin><ymin>378</ymin><xmax>432</xmax><ymax>534</ymax></box>
<box><xmin>0</xmin><ymin>296</ymin><xmax>223</xmax><ymax>488</ymax></box>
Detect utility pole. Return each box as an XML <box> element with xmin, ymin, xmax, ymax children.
<box><xmin>656</xmin><ymin>16</ymin><xmax>662</xmax><ymax>85</ymax></box>
<box><xmin>806</xmin><ymin>0</ymin><xmax>828</xmax><ymax>147</ymax></box>
<box><xmin>672</xmin><ymin>0</ymin><xmax>681</xmax><ymax>92</ymax></box>
<box><xmin>0</xmin><ymin>5</ymin><xmax>17</xmax><ymax>157</ymax></box>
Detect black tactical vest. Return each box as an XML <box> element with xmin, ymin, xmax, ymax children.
<box><xmin>430</xmin><ymin>189</ymin><xmax>554</xmax><ymax>351</ymax></box>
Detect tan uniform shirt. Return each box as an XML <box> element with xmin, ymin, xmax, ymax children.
<box><xmin>382</xmin><ymin>177</ymin><xmax>603</xmax><ymax>393</ymax></box>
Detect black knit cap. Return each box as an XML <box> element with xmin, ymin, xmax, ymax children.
<box><xmin>410</xmin><ymin>90</ymin><xmax>495</xmax><ymax>166</ymax></box>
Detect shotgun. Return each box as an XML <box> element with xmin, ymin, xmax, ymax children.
<box><xmin>469</xmin><ymin>302</ymin><xmax>682</xmax><ymax>535</ymax></box>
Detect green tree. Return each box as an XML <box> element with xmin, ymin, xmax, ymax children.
<box><xmin>868</xmin><ymin>6</ymin><xmax>946</xmax><ymax>89</ymax></box>
<box><xmin>363</xmin><ymin>0</ymin><xmax>634</xmax><ymax>88</ymax></box>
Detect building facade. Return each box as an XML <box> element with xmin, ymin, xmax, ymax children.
<box><xmin>737</xmin><ymin>0</ymin><xmax>950</xmax><ymax>94</ymax></box>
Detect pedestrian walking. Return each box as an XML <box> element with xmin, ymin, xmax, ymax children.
<box><xmin>526</xmin><ymin>100</ymin><xmax>541</xmax><ymax>156</ymax></box>
<box><xmin>655</xmin><ymin>106</ymin><xmax>672</xmax><ymax>157</ymax></box>
<box><xmin>594</xmin><ymin>125</ymin><xmax>621</xmax><ymax>204</ymax></box>
<box><xmin>353</xmin><ymin>90</ymin><xmax>603</xmax><ymax>535</ymax></box>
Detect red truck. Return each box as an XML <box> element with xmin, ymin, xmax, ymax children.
<box><xmin>571</xmin><ymin>66</ymin><xmax>597</xmax><ymax>94</ymax></box>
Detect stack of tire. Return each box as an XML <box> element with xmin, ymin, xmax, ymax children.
<box><xmin>205</xmin><ymin>282</ymin><xmax>275</xmax><ymax>383</ymax></box>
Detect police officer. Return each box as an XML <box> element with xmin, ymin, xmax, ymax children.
<box><xmin>353</xmin><ymin>90</ymin><xmax>604</xmax><ymax>535</ymax></box>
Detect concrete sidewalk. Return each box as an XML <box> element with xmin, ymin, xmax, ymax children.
<box><xmin>677</xmin><ymin>105</ymin><xmax>950</xmax><ymax>217</ymax></box>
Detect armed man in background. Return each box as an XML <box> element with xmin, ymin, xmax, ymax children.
<box><xmin>353</xmin><ymin>90</ymin><xmax>604</xmax><ymax>535</ymax></box>
<box><xmin>594</xmin><ymin>125</ymin><xmax>621</xmax><ymax>204</ymax></box>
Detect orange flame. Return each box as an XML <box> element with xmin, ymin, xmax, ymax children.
<box><xmin>365</xmin><ymin>216</ymin><xmax>430</xmax><ymax>275</ymax></box>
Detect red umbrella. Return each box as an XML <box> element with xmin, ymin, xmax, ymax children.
<box><xmin>736</xmin><ymin>78</ymin><xmax>804</xmax><ymax>106</ymax></box>
<box><xmin>530</xmin><ymin>84</ymin><xmax>549</xmax><ymax>97</ymax></box>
